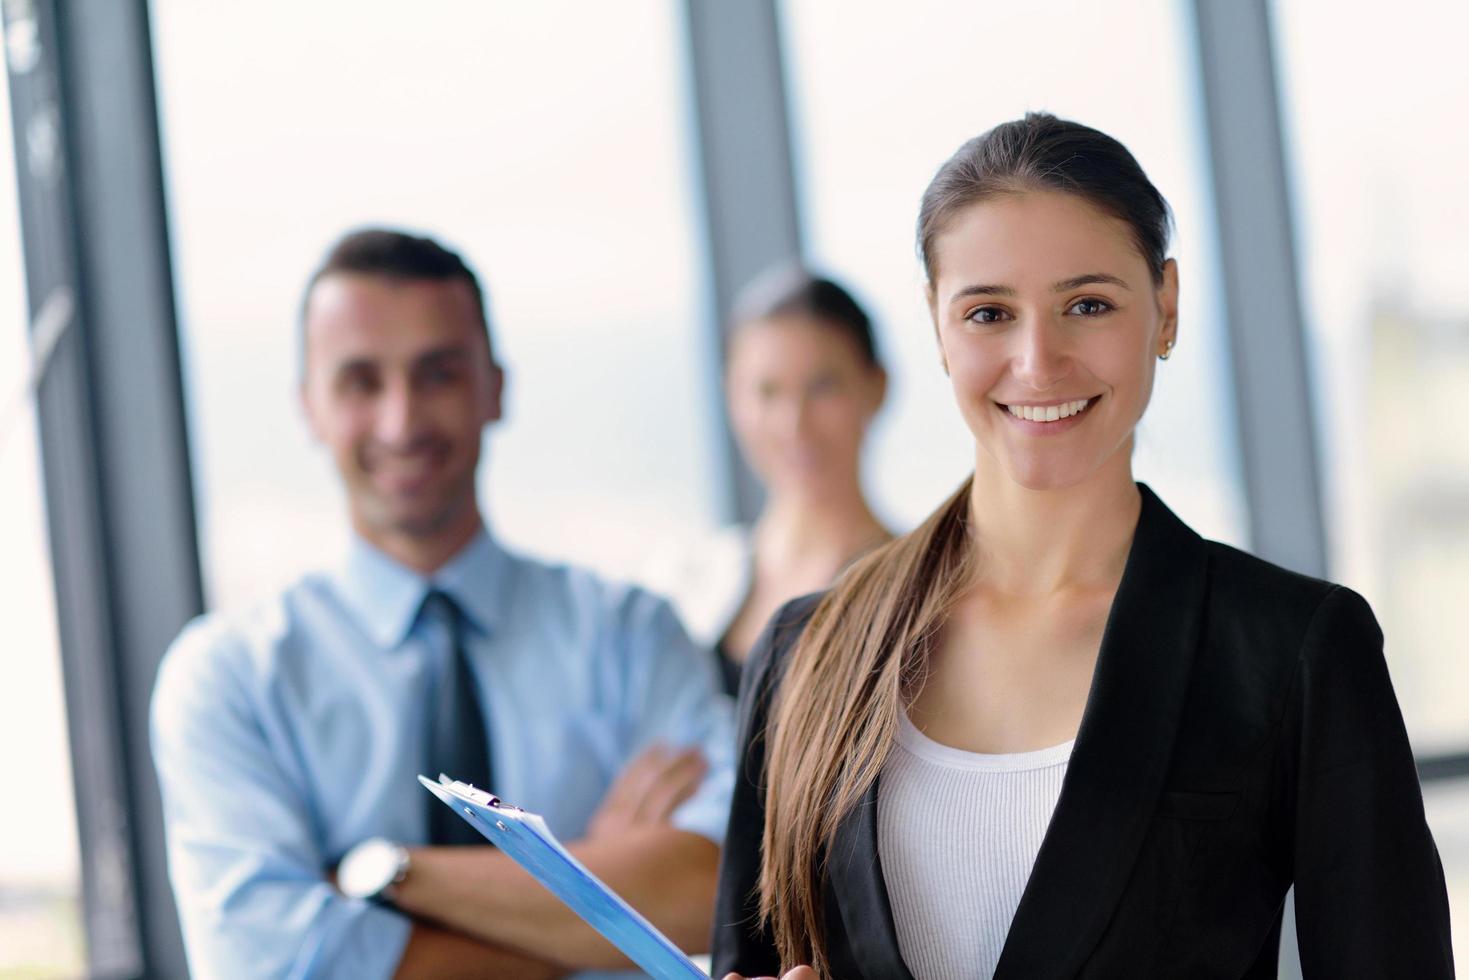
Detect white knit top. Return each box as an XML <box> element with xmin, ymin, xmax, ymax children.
<box><xmin>876</xmin><ymin>712</ymin><xmax>1073</xmax><ymax>980</ymax></box>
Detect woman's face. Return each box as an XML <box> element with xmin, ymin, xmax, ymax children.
<box><xmin>726</xmin><ymin>315</ymin><xmax>886</xmax><ymax>501</ymax></box>
<box><xmin>929</xmin><ymin>190</ymin><xmax>1178</xmax><ymax>493</ymax></box>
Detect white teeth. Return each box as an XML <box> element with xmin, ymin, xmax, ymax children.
<box><xmin>1005</xmin><ymin>398</ymin><xmax>1092</xmax><ymax>422</ymax></box>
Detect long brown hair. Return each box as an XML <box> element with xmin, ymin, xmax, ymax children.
<box><xmin>757</xmin><ymin>113</ymin><xmax>1174</xmax><ymax>976</ymax></box>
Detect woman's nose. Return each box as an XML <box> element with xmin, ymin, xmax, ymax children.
<box><xmin>1011</xmin><ymin>319</ymin><xmax>1070</xmax><ymax>390</ymax></box>
<box><xmin>768</xmin><ymin>390</ymin><xmax>810</xmax><ymax>440</ymax></box>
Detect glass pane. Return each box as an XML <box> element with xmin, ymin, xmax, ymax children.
<box><xmin>1273</xmin><ymin>0</ymin><xmax>1469</xmax><ymax>753</ymax></box>
<box><xmin>151</xmin><ymin>1</ymin><xmax>716</xmax><ymax>605</ymax></box>
<box><xmin>0</xmin><ymin>37</ymin><xmax>87</xmax><ymax>976</ymax></box>
<box><xmin>779</xmin><ymin>0</ymin><xmax>1247</xmax><ymax>545</ymax></box>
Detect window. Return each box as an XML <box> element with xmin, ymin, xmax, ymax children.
<box><xmin>1273</xmin><ymin>0</ymin><xmax>1469</xmax><ymax>958</ymax></box>
<box><xmin>151</xmin><ymin>0</ymin><xmax>718</xmax><ymax>604</ymax></box>
<box><xmin>0</xmin><ymin>45</ymin><xmax>86</xmax><ymax>976</ymax></box>
<box><xmin>1273</xmin><ymin>0</ymin><xmax>1469</xmax><ymax>753</ymax></box>
<box><xmin>780</xmin><ymin>0</ymin><xmax>1247</xmax><ymax>544</ymax></box>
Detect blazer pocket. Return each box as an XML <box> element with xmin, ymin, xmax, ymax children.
<box><xmin>1155</xmin><ymin>789</ymin><xmax>1238</xmax><ymax>822</ymax></box>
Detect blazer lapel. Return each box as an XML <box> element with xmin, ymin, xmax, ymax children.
<box><xmin>993</xmin><ymin>484</ymin><xmax>1209</xmax><ymax>979</ymax></box>
<box><xmin>827</xmin><ymin>780</ymin><xmax>918</xmax><ymax>980</ymax></box>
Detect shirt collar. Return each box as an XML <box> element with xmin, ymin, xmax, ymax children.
<box><xmin>428</xmin><ymin>526</ymin><xmax>508</xmax><ymax>638</ymax></box>
<box><xmin>332</xmin><ymin>525</ymin><xmax>509</xmax><ymax>649</ymax></box>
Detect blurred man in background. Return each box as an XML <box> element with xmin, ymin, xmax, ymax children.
<box><xmin>151</xmin><ymin>228</ymin><xmax>733</xmax><ymax>979</ymax></box>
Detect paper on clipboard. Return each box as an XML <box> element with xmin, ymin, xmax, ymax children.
<box><xmin>418</xmin><ymin>774</ymin><xmax>709</xmax><ymax>980</ymax></box>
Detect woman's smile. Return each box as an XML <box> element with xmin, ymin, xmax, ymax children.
<box><xmin>996</xmin><ymin>396</ymin><xmax>1101</xmax><ymax>435</ymax></box>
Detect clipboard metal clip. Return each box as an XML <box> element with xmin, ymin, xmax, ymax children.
<box><xmin>435</xmin><ymin>773</ymin><xmax>522</xmax><ymax>813</ymax></box>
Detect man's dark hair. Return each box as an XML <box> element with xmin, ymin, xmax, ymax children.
<box><xmin>299</xmin><ymin>228</ymin><xmax>494</xmax><ymax>363</ymax></box>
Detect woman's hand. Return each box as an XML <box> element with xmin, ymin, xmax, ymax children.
<box><xmin>720</xmin><ymin>969</ymin><xmax>816</xmax><ymax>980</ymax></box>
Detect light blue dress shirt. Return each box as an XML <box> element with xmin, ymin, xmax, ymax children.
<box><xmin>151</xmin><ymin>528</ymin><xmax>735</xmax><ymax>980</ymax></box>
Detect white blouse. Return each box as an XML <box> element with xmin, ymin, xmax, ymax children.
<box><xmin>877</xmin><ymin>712</ymin><xmax>1074</xmax><ymax>980</ymax></box>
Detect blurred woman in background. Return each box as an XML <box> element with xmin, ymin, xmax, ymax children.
<box><xmin>643</xmin><ymin>267</ymin><xmax>891</xmax><ymax>695</ymax></box>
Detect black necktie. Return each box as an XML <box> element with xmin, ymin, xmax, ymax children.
<box><xmin>419</xmin><ymin>589</ymin><xmax>494</xmax><ymax>847</ymax></box>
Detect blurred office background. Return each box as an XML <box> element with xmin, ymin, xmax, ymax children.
<box><xmin>0</xmin><ymin>0</ymin><xmax>1463</xmax><ymax>975</ymax></box>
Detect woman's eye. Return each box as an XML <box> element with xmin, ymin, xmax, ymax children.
<box><xmin>1068</xmin><ymin>298</ymin><xmax>1113</xmax><ymax>317</ymax></box>
<box><xmin>808</xmin><ymin>375</ymin><xmax>839</xmax><ymax>397</ymax></box>
<box><xmin>966</xmin><ymin>306</ymin><xmax>1009</xmax><ymax>324</ymax></box>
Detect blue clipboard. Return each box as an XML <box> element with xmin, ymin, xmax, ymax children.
<box><xmin>418</xmin><ymin>774</ymin><xmax>709</xmax><ymax>980</ymax></box>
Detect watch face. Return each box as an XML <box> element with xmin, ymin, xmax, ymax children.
<box><xmin>338</xmin><ymin>838</ymin><xmax>401</xmax><ymax>899</ymax></box>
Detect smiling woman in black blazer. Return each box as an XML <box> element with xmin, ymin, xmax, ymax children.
<box><xmin>712</xmin><ymin>114</ymin><xmax>1453</xmax><ymax>980</ymax></box>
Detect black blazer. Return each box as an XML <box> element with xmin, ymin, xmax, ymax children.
<box><xmin>712</xmin><ymin>485</ymin><xmax>1454</xmax><ymax>979</ymax></box>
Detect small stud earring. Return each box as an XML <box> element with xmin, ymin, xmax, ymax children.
<box><xmin>1158</xmin><ymin>339</ymin><xmax>1175</xmax><ymax>361</ymax></box>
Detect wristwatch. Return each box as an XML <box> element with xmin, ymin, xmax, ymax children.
<box><xmin>337</xmin><ymin>837</ymin><xmax>411</xmax><ymax>901</ymax></box>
